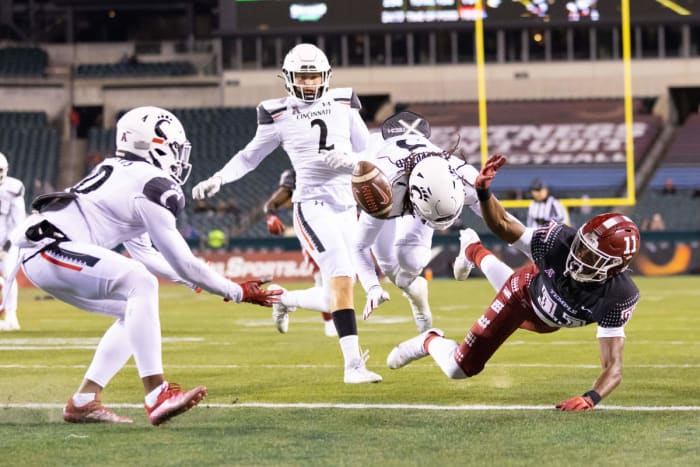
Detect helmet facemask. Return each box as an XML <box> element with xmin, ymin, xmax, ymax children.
<box><xmin>282</xmin><ymin>44</ymin><xmax>331</xmax><ymax>103</ymax></box>
<box><xmin>566</xmin><ymin>230</ymin><xmax>623</xmax><ymax>283</ymax></box>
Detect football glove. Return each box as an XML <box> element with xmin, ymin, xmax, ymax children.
<box><xmin>362</xmin><ymin>285</ymin><xmax>390</xmax><ymax>320</ymax></box>
<box><xmin>266</xmin><ymin>214</ymin><xmax>285</xmax><ymax>236</ymax></box>
<box><xmin>192</xmin><ymin>174</ymin><xmax>223</xmax><ymax>200</ymax></box>
<box><xmin>555</xmin><ymin>395</ymin><xmax>596</xmax><ymax>411</ymax></box>
<box><xmin>474</xmin><ymin>154</ymin><xmax>507</xmax><ymax>191</ymax></box>
<box><xmin>238</xmin><ymin>279</ymin><xmax>283</xmax><ymax>307</ymax></box>
<box><xmin>321</xmin><ymin>150</ymin><xmax>356</xmax><ymax>173</ymax></box>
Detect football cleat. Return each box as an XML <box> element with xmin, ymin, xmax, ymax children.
<box><xmin>268</xmin><ymin>284</ymin><xmax>295</xmax><ymax>333</ymax></box>
<box><xmin>144</xmin><ymin>382</ymin><xmax>207</xmax><ymax>426</ymax></box>
<box><xmin>387</xmin><ymin>328</ymin><xmax>444</xmax><ymax>369</ymax></box>
<box><xmin>344</xmin><ymin>349</ymin><xmax>382</xmax><ymax>384</ymax></box>
<box><xmin>453</xmin><ymin>228</ymin><xmax>480</xmax><ymax>281</ymax></box>
<box><xmin>63</xmin><ymin>398</ymin><xmax>133</xmax><ymax>424</ymax></box>
<box><xmin>0</xmin><ymin>319</ymin><xmax>20</xmax><ymax>331</ymax></box>
<box><xmin>402</xmin><ymin>276</ymin><xmax>432</xmax><ymax>332</ymax></box>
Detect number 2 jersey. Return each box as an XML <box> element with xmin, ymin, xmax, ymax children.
<box><xmin>524</xmin><ymin>222</ymin><xmax>640</xmax><ymax>330</ymax></box>
<box><xmin>214</xmin><ymin>88</ymin><xmax>369</xmax><ymax>206</ymax></box>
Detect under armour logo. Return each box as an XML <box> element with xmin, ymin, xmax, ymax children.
<box><xmin>398</xmin><ymin>118</ymin><xmax>425</xmax><ymax>137</ymax></box>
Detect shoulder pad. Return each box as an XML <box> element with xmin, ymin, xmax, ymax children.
<box><xmin>328</xmin><ymin>88</ymin><xmax>362</xmax><ymax>110</ymax></box>
<box><xmin>3</xmin><ymin>177</ymin><xmax>25</xmax><ymax>197</ymax></box>
<box><xmin>257</xmin><ymin>98</ymin><xmax>287</xmax><ymax>124</ymax></box>
<box><xmin>143</xmin><ymin>177</ymin><xmax>185</xmax><ymax>217</ymax></box>
<box><xmin>279</xmin><ymin>169</ymin><xmax>296</xmax><ymax>190</ymax></box>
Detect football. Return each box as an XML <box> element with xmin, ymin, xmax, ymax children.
<box><xmin>352</xmin><ymin>161</ymin><xmax>393</xmax><ymax>218</ymax></box>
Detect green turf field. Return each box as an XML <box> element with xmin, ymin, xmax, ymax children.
<box><xmin>0</xmin><ymin>276</ymin><xmax>698</xmax><ymax>466</ymax></box>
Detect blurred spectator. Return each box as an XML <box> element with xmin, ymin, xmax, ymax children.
<box><xmin>526</xmin><ymin>179</ymin><xmax>569</xmax><ymax>227</ymax></box>
<box><xmin>642</xmin><ymin>212</ymin><xmax>666</xmax><ymax>231</ymax></box>
<box><xmin>33</xmin><ymin>178</ymin><xmax>55</xmax><ymax>197</ymax></box>
<box><xmin>662</xmin><ymin>178</ymin><xmax>677</xmax><ymax>196</ymax></box>
<box><xmin>692</xmin><ymin>187</ymin><xmax>700</xmax><ymax>198</ymax></box>
<box><xmin>180</xmin><ymin>224</ymin><xmax>201</xmax><ymax>250</ymax></box>
<box><xmin>85</xmin><ymin>152</ymin><xmax>104</xmax><ymax>173</ymax></box>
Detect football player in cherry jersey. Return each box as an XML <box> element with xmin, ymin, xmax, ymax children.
<box><xmin>15</xmin><ymin>106</ymin><xmax>280</xmax><ymax>425</ymax></box>
<box><xmin>324</xmin><ymin>111</ymin><xmax>482</xmax><ymax>331</ymax></box>
<box><xmin>387</xmin><ymin>153</ymin><xmax>641</xmax><ymax>411</ymax></box>
<box><xmin>192</xmin><ymin>44</ymin><xmax>381</xmax><ymax>384</ymax></box>
<box><xmin>263</xmin><ymin>168</ymin><xmax>336</xmax><ymax>337</ymax></box>
<box><xmin>0</xmin><ymin>152</ymin><xmax>26</xmax><ymax>331</ymax></box>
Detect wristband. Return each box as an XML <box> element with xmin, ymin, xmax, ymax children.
<box><xmin>476</xmin><ymin>188</ymin><xmax>492</xmax><ymax>202</ymax></box>
<box><xmin>583</xmin><ymin>390</ymin><xmax>602</xmax><ymax>405</ymax></box>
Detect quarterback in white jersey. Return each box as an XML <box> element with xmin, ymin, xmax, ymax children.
<box><xmin>16</xmin><ymin>106</ymin><xmax>279</xmax><ymax>426</ymax></box>
<box><xmin>327</xmin><ymin>111</ymin><xmax>482</xmax><ymax>328</ymax></box>
<box><xmin>0</xmin><ymin>152</ymin><xmax>26</xmax><ymax>331</ymax></box>
<box><xmin>192</xmin><ymin>43</ymin><xmax>381</xmax><ymax>384</ymax></box>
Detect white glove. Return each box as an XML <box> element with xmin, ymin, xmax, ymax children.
<box><xmin>362</xmin><ymin>285</ymin><xmax>390</xmax><ymax>320</ymax></box>
<box><xmin>321</xmin><ymin>150</ymin><xmax>357</xmax><ymax>173</ymax></box>
<box><xmin>192</xmin><ymin>175</ymin><xmax>223</xmax><ymax>200</ymax></box>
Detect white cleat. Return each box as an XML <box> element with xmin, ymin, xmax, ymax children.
<box><xmin>0</xmin><ymin>320</ymin><xmax>20</xmax><ymax>332</ymax></box>
<box><xmin>453</xmin><ymin>228</ymin><xmax>480</xmax><ymax>281</ymax></box>
<box><xmin>268</xmin><ymin>284</ymin><xmax>295</xmax><ymax>334</ymax></box>
<box><xmin>402</xmin><ymin>276</ymin><xmax>432</xmax><ymax>332</ymax></box>
<box><xmin>323</xmin><ymin>319</ymin><xmax>337</xmax><ymax>337</ymax></box>
<box><xmin>344</xmin><ymin>349</ymin><xmax>382</xmax><ymax>384</ymax></box>
<box><xmin>387</xmin><ymin>328</ymin><xmax>444</xmax><ymax>369</ymax></box>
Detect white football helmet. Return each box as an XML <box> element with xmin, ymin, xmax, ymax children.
<box><xmin>282</xmin><ymin>43</ymin><xmax>331</xmax><ymax>103</ymax></box>
<box><xmin>116</xmin><ymin>106</ymin><xmax>192</xmax><ymax>185</ymax></box>
<box><xmin>409</xmin><ymin>156</ymin><xmax>465</xmax><ymax>230</ymax></box>
<box><xmin>0</xmin><ymin>152</ymin><xmax>8</xmax><ymax>185</ymax></box>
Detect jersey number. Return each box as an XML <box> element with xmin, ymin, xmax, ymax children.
<box><xmin>72</xmin><ymin>166</ymin><xmax>114</xmax><ymax>194</ymax></box>
<box><xmin>311</xmin><ymin>119</ymin><xmax>335</xmax><ymax>152</ymax></box>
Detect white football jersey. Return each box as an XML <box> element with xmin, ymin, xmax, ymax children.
<box><xmin>360</xmin><ymin>134</ymin><xmax>481</xmax><ymax>218</ymax></box>
<box><xmin>0</xmin><ymin>177</ymin><xmax>26</xmax><ymax>244</ymax></box>
<box><xmin>42</xmin><ymin>157</ymin><xmax>185</xmax><ymax>248</ymax></box>
<box><xmin>215</xmin><ymin>88</ymin><xmax>370</xmax><ymax>206</ymax></box>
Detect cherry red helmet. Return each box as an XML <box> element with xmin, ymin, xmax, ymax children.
<box><xmin>566</xmin><ymin>212</ymin><xmax>640</xmax><ymax>283</ymax></box>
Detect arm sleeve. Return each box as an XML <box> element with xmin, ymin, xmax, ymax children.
<box><xmin>349</xmin><ymin>110</ymin><xmax>370</xmax><ymax>153</ymax></box>
<box><xmin>9</xmin><ymin>189</ymin><xmax>26</xmax><ymax>231</ymax></box>
<box><xmin>353</xmin><ymin>212</ymin><xmax>385</xmax><ymax>292</ymax></box>
<box><xmin>216</xmin><ymin>123</ymin><xmax>281</xmax><ymax>184</ymax></box>
<box><xmin>511</xmin><ymin>227</ymin><xmax>535</xmax><ymax>260</ymax></box>
<box><xmin>123</xmin><ymin>233</ymin><xmax>197</xmax><ymax>289</ymax></box>
<box><xmin>133</xmin><ymin>197</ymin><xmax>243</xmax><ymax>302</ymax></box>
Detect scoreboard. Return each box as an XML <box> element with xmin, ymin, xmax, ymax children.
<box><xmin>220</xmin><ymin>0</ymin><xmax>700</xmax><ymax>34</ymax></box>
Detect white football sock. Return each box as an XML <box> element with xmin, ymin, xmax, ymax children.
<box><xmin>283</xmin><ymin>287</ymin><xmax>329</xmax><ymax>312</ymax></box>
<box><xmin>71</xmin><ymin>392</ymin><xmax>97</xmax><ymax>407</ymax></box>
<box><xmin>339</xmin><ymin>335</ymin><xmax>361</xmax><ymax>367</ymax></box>
<box><xmin>145</xmin><ymin>381</ymin><xmax>169</xmax><ymax>407</ymax></box>
<box><xmin>480</xmin><ymin>255</ymin><xmax>514</xmax><ymax>292</ymax></box>
<box><xmin>84</xmin><ymin>320</ymin><xmax>132</xmax><ymax>388</ymax></box>
<box><xmin>122</xmin><ymin>275</ymin><xmax>163</xmax><ymax>378</ymax></box>
<box><xmin>427</xmin><ymin>337</ymin><xmax>467</xmax><ymax>379</ymax></box>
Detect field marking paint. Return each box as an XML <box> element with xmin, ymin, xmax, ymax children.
<box><xmin>2</xmin><ymin>363</ymin><xmax>699</xmax><ymax>369</ymax></box>
<box><xmin>2</xmin><ymin>402</ymin><xmax>699</xmax><ymax>412</ymax></box>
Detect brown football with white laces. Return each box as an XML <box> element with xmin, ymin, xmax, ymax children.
<box><xmin>352</xmin><ymin>161</ymin><xmax>393</xmax><ymax>219</ymax></box>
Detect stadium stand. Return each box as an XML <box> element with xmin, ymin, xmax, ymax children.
<box><xmin>74</xmin><ymin>61</ymin><xmax>197</xmax><ymax>78</ymax></box>
<box><xmin>0</xmin><ymin>46</ymin><xmax>48</xmax><ymax>77</ymax></box>
<box><xmin>0</xmin><ymin>111</ymin><xmax>60</xmax><ymax>204</ymax></box>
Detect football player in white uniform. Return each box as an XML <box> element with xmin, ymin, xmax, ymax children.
<box><xmin>192</xmin><ymin>44</ymin><xmax>381</xmax><ymax>384</ymax></box>
<box><xmin>263</xmin><ymin>168</ymin><xmax>337</xmax><ymax>337</ymax></box>
<box><xmin>16</xmin><ymin>106</ymin><xmax>280</xmax><ymax>425</ymax></box>
<box><xmin>323</xmin><ymin>111</ymin><xmax>482</xmax><ymax>329</ymax></box>
<box><xmin>0</xmin><ymin>152</ymin><xmax>26</xmax><ymax>331</ymax></box>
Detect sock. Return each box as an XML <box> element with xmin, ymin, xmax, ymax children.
<box><xmin>284</xmin><ymin>287</ymin><xmax>328</xmax><ymax>312</ymax></box>
<box><xmin>427</xmin><ymin>337</ymin><xmax>467</xmax><ymax>379</ymax></box>
<box><xmin>339</xmin><ymin>335</ymin><xmax>361</xmax><ymax>367</ymax></box>
<box><xmin>145</xmin><ymin>381</ymin><xmax>168</xmax><ymax>407</ymax></box>
<box><xmin>480</xmin><ymin>255</ymin><xmax>514</xmax><ymax>292</ymax></box>
<box><xmin>71</xmin><ymin>392</ymin><xmax>97</xmax><ymax>407</ymax></box>
<box><xmin>465</xmin><ymin>242</ymin><xmax>491</xmax><ymax>268</ymax></box>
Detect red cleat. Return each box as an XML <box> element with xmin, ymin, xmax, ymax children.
<box><xmin>63</xmin><ymin>398</ymin><xmax>133</xmax><ymax>424</ymax></box>
<box><xmin>144</xmin><ymin>382</ymin><xmax>207</xmax><ymax>426</ymax></box>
